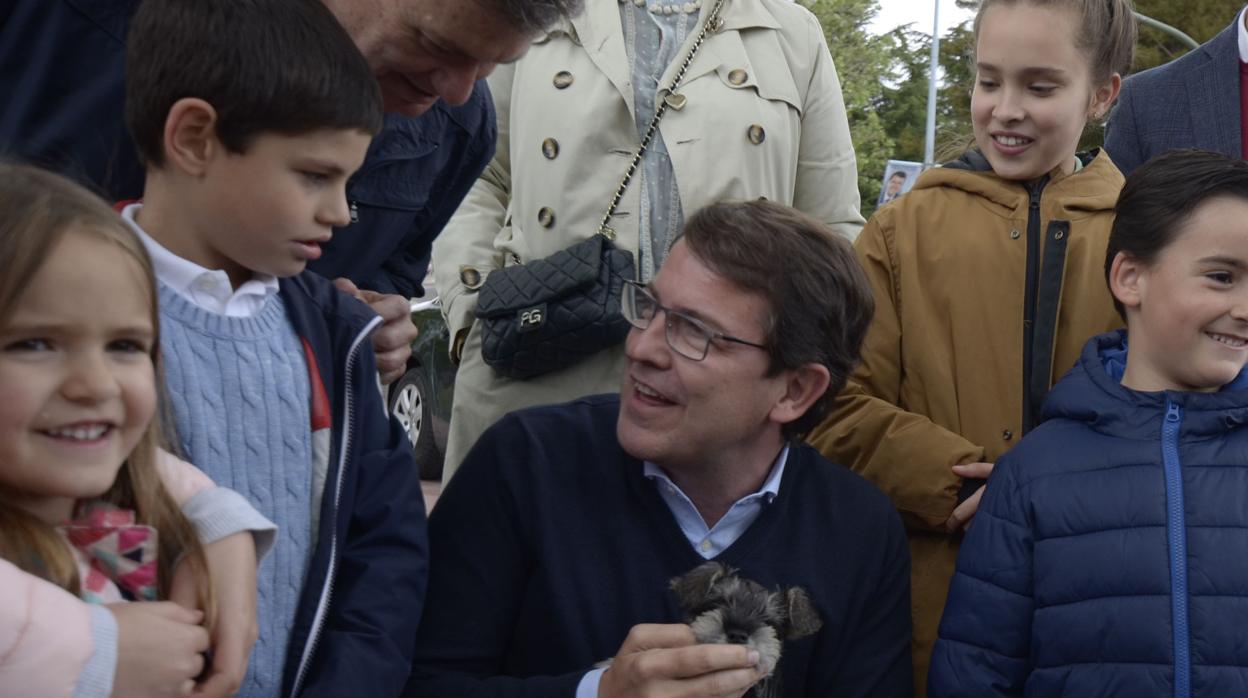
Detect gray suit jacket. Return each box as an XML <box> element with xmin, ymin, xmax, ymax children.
<box><xmin>1104</xmin><ymin>16</ymin><xmax>1242</xmax><ymax>176</ymax></box>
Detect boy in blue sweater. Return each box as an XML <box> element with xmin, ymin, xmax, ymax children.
<box><xmin>117</xmin><ymin>1</ymin><xmax>427</xmax><ymax>696</ymax></box>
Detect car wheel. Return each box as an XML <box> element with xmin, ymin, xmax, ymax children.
<box><xmin>389</xmin><ymin>365</ymin><xmax>443</xmax><ymax>480</ymax></box>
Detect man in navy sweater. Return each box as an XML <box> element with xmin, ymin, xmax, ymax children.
<box><xmin>406</xmin><ymin>200</ymin><xmax>913</xmax><ymax>697</ymax></box>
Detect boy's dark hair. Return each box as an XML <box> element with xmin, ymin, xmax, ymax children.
<box><xmin>125</xmin><ymin>0</ymin><xmax>383</xmax><ymax>167</ymax></box>
<box><xmin>1106</xmin><ymin>149</ymin><xmax>1248</xmax><ymax>318</ymax></box>
<box><xmin>677</xmin><ymin>200</ymin><xmax>875</xmax><ymax>441</ymax></box>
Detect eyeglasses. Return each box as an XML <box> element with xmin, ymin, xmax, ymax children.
<box><xmin>621</xmin><ymin>280</ymin><xmax>768</xmax><ymax>361</ymax></box>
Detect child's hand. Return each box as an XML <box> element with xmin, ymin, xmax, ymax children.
<box><xmin>170</xmin><ymin>531</ymin><xmax>259</xmax><ymax>697</ymax></box>
<box><xmin>109</xmin><ymin>602</ymin><xmax>210</xmax><ymax>697</ymax></box>
<box><xmin>946</xmin><ymin>461</ymin><xmax>995</xmax><ymax>532</ymax></box>
<box><xmin>333</xmin><ymin>277</ymin><xmax>419</xmax><ymax>384</ymax></box>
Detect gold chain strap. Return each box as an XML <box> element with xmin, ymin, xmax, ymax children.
<box><xmin>596</xmin><ymin>0</ymin><xmax>727</xmax><ymax>241</ymax></box>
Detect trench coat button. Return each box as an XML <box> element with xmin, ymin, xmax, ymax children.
<box><xmin>538</xmin><ymin>207</ymin><xmax>556</xmax><ymax>228</ymax></box>
<box><xmin>728</xmin><ymin>69</ymin><xmax>748</xmax><ymax>85</ymax></box>
<box><xmin>1010</xmin><ymin>229</ymin><xmax>1021</xmax><ymax>239</ymax></box>
<box><xmin>1002</xmin><ymin>429</ymin><xmax>1013</xmax><ymax>441</ymax></box>
<box><xmin>553</xmin><ymin>71</ymin><xmax>574</xmax><ymax>89</ymax></box>
<box><xmin>747</xmin><ymin>124</ymin><xmax>765</xmax><ymax>145</ymax></box>
<box><xmin>460</xmin><ymin>267</ymin><xmax>483</xmax><ymax>289</ymax></box>
<box><xmin>542</xmin><ymin>138</ymin><xmax>559</xmax><ymax>159</ymax></box>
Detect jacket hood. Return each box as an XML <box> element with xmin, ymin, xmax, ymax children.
<box><xmin>1041</xmin><ymin>329</ymin><xmax>1248</xmax><ymax>439</ymax></box>
<box><xmin>910</xmin><ymin>148</ymin><xmax>1123</xmax><ymax>215</ymax></box>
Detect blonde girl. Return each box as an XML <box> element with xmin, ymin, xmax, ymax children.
<box><xmin>805</xmin><ymin>0</ymin><xmax>1137</xmax><ymax>691</ymax></box>
<box><xmin>0</xmin><ymin>163</ymin><xmax>272</xmax><ymax>698</ymax></box>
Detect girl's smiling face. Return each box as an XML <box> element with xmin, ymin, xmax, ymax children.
<box><xmin>0</xmin><ymin>229</ymin><xmax>157</xmax><ymax>523</ymax></box>
<box><xmin>970</xmin><ymin>2</ymin><xmax>1120</xmax><ymax>182</ymax></box>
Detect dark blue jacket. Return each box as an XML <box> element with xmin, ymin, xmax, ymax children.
<box><xmin>0</xmin><ymin>0</ymin><xmax>495</xmax><ymax>298</ymax></box>
<box><xmin>930</xmin><ymin>330</ymin><xmax>1248</xmax><ymax>697</ymax></box>
<box><xmin>1104</xmin><ymin>16</ymin><xmax>1241</xmax><ymax>177</ymax></box>
<box><xmin>407</xmin><ymin>395</ymin><xmax>913</xmax><ymax>697</ymax></box>
<box><xmin>278</xmin><ymin>272</ymin><xmax>428</xmax><ymax>697</ymax></box>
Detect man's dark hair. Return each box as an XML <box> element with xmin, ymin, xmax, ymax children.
<box><xmin>1106</xmin><ymin>149</ymin><xmax>1248</xmax><ymax>318</ymax></box>
<box><xmin>125</xmin><ymin>0</ymin><xmax>383</xmax><ymax>167</ymax></box>
<box><xmin>678</xmin><ymin>200</ymin><xmax>875</xmax><ymax>441</ymax></box>
<box><xmin>486</xmin><ymin>0</ymin><xmax>585</xmax><ymax>34</ymax></box>
<box><xmin>889</xmin><ymin>171</ymin><xmax>907</xmax><ymax>181</ymax></box>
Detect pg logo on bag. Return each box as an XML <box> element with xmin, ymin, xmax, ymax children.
<box><xmin>517</xmin><ymin>304</ymin><xmax>546</xmax><ymax>333</ymax></box>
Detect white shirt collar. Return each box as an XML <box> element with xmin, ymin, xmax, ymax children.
<box><xmin>1238</xmin><ymin>5</ymin><xmax>1248</xmax><ymax>64</ymax></box>
<box><xmin>121</xmin><ymin>203</ymin><xmax>279</xmax><ymax>318</ymax></box>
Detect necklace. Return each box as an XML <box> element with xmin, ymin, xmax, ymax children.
<box><xmin>621</xmin><ymin>0</ymin><xmax>703</xmax><ymax>15</ymax></box>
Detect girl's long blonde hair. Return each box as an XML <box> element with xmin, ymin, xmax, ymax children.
<box><xmin>0</xmin><ymin>162</ymin><xmax>212</xmax><ymax>617</ymax></box>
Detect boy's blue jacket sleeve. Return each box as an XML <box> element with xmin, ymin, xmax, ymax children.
<box><xmin>928</xmin><ymin>456</ymin><xmax>1033</xmax><ymax>698</ymax></box>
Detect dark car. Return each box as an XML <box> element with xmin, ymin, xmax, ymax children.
<box><xmin>388</xmin><ymin>297</ymin><xmax>456</xmax><ymax>480</ymax></box>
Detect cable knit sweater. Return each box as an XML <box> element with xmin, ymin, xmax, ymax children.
<box><xmin>157</xmin><ymin>283</ymin><xmax>312</xmax><ymax>698</ymax></box>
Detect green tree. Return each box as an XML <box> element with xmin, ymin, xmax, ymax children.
<box><xmin>1132</xmin><ymin>0</ymin><xmax>1242</xmax><ymax>72</ymax></box>
<box><xmin>800</xmin><ymin>0</ymin><xmax>895</xmax><ymax>215</ymax></box>
<box><xmin>875</xmin><ymin>27</ymin><xmax>931</xmax><ymax>163</ymax></box>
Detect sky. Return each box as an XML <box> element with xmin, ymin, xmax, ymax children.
<box><xmin>867</xmin><ymin>0</ymin><xmax>976</xmax><ymax>37</ymax></box>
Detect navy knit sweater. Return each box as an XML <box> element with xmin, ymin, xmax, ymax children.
<box><xmin>406</xmin><ymin>394</ymin><xmax>913</xmax><ymax>697</ymax></box>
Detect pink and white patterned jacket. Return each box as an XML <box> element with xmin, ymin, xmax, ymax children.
<box><xmin>0</xmin><ymin>450</ymin><xmax>274</xmax><ymax>698</ymax></box>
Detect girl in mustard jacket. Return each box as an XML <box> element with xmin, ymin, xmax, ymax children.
<box><xmin>807</xmin><ymin>0</ymin><xmax>1137</xmax><ymax>692</ymax></box>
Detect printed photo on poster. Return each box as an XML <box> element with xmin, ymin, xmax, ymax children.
<box><xmin>878</xmin><ymin>160</ymin><xmax>922</xmax><ymax>206</ymax></box>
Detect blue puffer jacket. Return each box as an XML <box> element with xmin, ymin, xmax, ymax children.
<box><xmin>929</xmin><ymin>330</ymin><xmax>1248</xmax><ymax>698</ymax></box>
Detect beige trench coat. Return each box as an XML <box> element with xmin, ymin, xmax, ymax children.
<box><xmin>434</xmin><ymin>0</ymin><xmax>864</xmax><ymax>480</ymax></box>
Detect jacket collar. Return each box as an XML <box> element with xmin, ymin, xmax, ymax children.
<box><xmin>914</xmin><ymin>148</ymin><xmax>1124</xmax><ymax>215</ymax></box>
<box><xmin>1042</xmin><ymin>329</ymin><xmax>1248</xmax><ymax>439</ymax></box>
<box><xmin>557</xmin><ymin>0</ymin><xmax>786</xmax><ymax>115</ymax></box>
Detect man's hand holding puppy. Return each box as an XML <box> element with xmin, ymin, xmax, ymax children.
<box><xmin>600</xmin><ymin>624</ymin><xmax>762</xmax><ymax>698</ymax></box>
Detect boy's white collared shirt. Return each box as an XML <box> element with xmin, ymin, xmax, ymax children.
<box><xmin>121</xmin><ymin>202</ymin><xmax>278</xmax><ymax>318</ymax></box>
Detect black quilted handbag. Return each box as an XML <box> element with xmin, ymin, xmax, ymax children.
<box><xmin>474</xmin><ymin>235</ymin><xmax>635</xmax><ymax>379</ymax></box>
<box><xmin>471</xmin><ymin>0</ymin><xmax>722</xmax><ymax>380</ymax></box>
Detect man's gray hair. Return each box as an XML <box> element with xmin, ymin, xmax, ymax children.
<box><xmin>484</xmin><ymin>0</ymin><xmax>583</xmax><ymax>34</ymax></box>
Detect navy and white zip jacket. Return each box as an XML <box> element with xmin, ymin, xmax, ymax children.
<box><xmin>929</xmin><ymin>330</ymin><xmax>1248</xmax><ymax>698</ymax></box>
<box><xmin>277</xmin><ymin>272</ymin><xmax>429</xmax><ymax>698</ymax></box>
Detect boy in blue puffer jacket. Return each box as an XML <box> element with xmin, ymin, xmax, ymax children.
<box><xmin>929</xmin><ymin>149</ymin><xmax>1248</xmax><ymax>698</ymax></box>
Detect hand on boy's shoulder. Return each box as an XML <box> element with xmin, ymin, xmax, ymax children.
<box><xmin>333</xmin><ymin>277</ymin><xmax>418</xmax><ymax>384</ymax></box>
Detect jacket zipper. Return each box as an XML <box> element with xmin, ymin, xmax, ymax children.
<box><xmin>1020</xmin><ymin>180</ymin><xmax>1047</xmax><ymax>433</ymax></box>
<box><xmin>288</xmin><ymin>315</ymin><xmax>384</xmax><ymax>697</ymax></box>
<box><xmin>1161</xmin><ymin>400</ymin><xmax>1191</xmax><ymax>698</ymax></box>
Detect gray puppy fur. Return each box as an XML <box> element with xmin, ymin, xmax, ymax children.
<box><xmin>669</xmin><ymin>562</ymin><xmax>823</xmax><ymax>698</ymax></box>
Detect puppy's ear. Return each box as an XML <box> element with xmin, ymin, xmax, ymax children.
<box><xmin>781</xmin><ymin>587</ymin><xmax>822</xmax><ymax>640</ymax></box>
<box><xmin>670</xmin><ymin>562</ymin><xmax>728</xmax><ymax>610</ymax></box>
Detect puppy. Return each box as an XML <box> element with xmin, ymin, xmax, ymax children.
<box><xmin>670</xmin><ymin>561</ymin><xmax>822</xmax><ymax>697</ymax></box>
